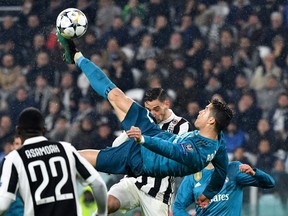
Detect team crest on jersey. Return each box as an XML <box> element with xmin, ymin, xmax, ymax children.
<box><xmin>185</xmin><ymin>144</ymin><xmax>193</xmax><ymax>152</ymax></box>
<box><xmin>194</xmin><ymin>172</ymin><xmax>202</xmax><ymax>181</ymax></box>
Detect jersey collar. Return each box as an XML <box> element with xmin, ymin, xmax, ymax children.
<box><xmin>23</xmin><ymin>136</ymin><xmax>48</xmax><ymax>145</ymax></box>
<box><xmin>161</xmin><ymin>109</ymin><xmax>177</xmax><ymax>124</ymax></box>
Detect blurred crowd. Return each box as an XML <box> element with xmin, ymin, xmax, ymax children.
<box><xmin>0</xmin><ymin>0</ymin><xmax>288</xmax><ymax>214</ymax></box>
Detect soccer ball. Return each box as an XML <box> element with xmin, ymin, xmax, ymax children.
<box><xmin>56</xmin><ymin>8</ymin><xmax>88</xmax><ymax>39</ymax></box>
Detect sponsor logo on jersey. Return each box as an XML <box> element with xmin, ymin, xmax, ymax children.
<box><xmin>210</xmin><ymin>194</ymin><xmax>229</xmax><ymax>203</ymax></box>
<box><xmin>194</xmin><ymin>172</ymin><xmax>202</xmax><ymax>181</ymax></box>
<box><xmin>206</xmin><ymin>150</ymin><xmax>216</xmax><ymax>162</ymax></box>
<box><xmin>225</xmin><ymin>177</ymin><xmax>229</xmax><ymax>183</ymax></box>
<box><xmin>25</xmin><ymin>145</ymin><xmax>61</xmax><ymax>159</ymax></box>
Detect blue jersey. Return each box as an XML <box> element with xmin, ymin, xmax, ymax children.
<box><xmin>97</xmin><ymin>102</ymin><xmax>228</xmax><ymax>199</ymax></box>
<box><xmin>173</xmin><ymin>161</ymin><xmax>275</xmax><ymax>216</ymax></box>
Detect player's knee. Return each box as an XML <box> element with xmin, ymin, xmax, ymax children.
<box><xmin>108</xmin><ymin>195</ymin><xmax>121</xmax><ymax>213</ymax></box>
<box><xmin>108</xmin><ymin>88</ymin><xmax>125</xmax><ymax>102</ymax></box>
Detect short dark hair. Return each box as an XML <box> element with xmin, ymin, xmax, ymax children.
<box><xmin>17</xmin><ymin>107</ymin><xmax>45</xmax><ymax>135</ymax></box>
<box><xmin>210</xmin><ymin>99</ymin><xmax>233</xmax><ymax>134</ymax></box>
<box><xmin>143</xmin><ymin>88</ymin><xmax>168</xmax><ymax>103</ymax></box>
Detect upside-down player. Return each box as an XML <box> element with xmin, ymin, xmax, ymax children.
<box><xmin>57</xmin><ymin>33</ymin><xmax>234</xmax><ymax>207</ymax></box>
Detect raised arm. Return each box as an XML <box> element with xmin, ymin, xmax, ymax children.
<box><xmin>236</xmin><ymin>163</ymin><xmax>275</xmax><ymax>188</ymax></box>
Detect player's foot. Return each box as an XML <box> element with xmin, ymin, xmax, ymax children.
<box><xmin>56</xmin><ymin>32</ymin><xmax>77</xmax><ymax>64</ymax></box>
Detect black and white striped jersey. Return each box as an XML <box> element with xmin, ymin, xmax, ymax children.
<box><xmin>135</xmin><ymin>110</ymin><xmax>193</xmax><ymax>204</ymax></box>
<box><xmin>0</xmin><ymin>136</ymin><xmax>100</xmax><ymax>216</ymax></box>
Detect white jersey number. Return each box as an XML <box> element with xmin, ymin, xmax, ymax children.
<box><xmin>28</xmin><ymin>156</ymin><xmax>74</xmax><ymax>205</ymax></box>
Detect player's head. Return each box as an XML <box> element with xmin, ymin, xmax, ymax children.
<box><xmin>194</xmin><ymin>99</ymin><xmax>233</xmax><ymax>134</ymax></box>
<box><xmin>16</xmin><ymin>107</ymin><xmax>46</xmax><ymax>140</ymax></box>
<box><xmin>143</xmin><ymin>88</ymin><xmax>171</xmax><ymax>123</ymax></box>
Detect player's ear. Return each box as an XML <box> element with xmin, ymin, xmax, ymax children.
<box><xmin>208</xmin><ymin>116</ymin><xmax>216</xmax><ymax>125</ymax></box>
<box><xmin>165</xmin><ymin>99</ymin><xmax>171</xmax><ymax>108</ymax></box>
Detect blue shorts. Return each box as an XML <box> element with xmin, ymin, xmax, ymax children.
<box><xmin>96</xmin><ymin>102</ymin><xmax>162</xmax><ymax>176</ymax></box>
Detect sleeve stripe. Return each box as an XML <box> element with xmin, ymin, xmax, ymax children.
<box><xmin>7</xmin><ymin>164</ymin><xmax>18</xmax><ymax>194</ymax></box>
<box><xmin>73</xmin><ymin>152</ymin><xmax>92</xmax><ymax>180</ymax></box>
<box><xmin>0</xmin><ymin>158</ymin><xmax>5</xmax><ymax>177</ymax></box>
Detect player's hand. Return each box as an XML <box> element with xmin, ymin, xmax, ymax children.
<box><xmin>239</xmin><ymin>164</ymin><xmax>255</xmax><ymax>176</ymax></box>
<box><xmin>126</xmin><ymin>126</ymin><xmax>142</xmax><ymax>142</ymax></box>
<box><xmin>196</xmin><ymin>194</ymin><xmax>210</xmax><ymax>208</ymax></box>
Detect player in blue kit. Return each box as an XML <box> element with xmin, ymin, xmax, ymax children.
<box><xmin>57</xmin><ymin>33</ymin><xmax>234</xmax><ymax>207</ymax></box>
<box><xmin>173</xmin><ymin>161</ymin><xmax>275</xmax><ymax>216</ymax></box>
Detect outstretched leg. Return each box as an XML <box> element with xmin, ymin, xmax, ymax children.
<box><xmin>57</xmin><ymin>33</ymin><xmax>133</xmax><ymax>122</ymax></box>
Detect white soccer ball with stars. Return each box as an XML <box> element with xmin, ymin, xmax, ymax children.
<box><xmin>56</xmin><ymin>8</ymin><xmax>88</xmax><ymax>39</ymax></box>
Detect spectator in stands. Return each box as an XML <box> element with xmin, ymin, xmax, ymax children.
<box><xmin>30</xmin><ymin>74</ymin><xmax>54</xmax><ymax>115</ymax></box>
<box><xmin>8</xmin><ymin>87</ymin><xmax>37</xmax><ymax>127</ymax></box>
<box><xmin>101</xmin><ymin>15</ymin><xmax>129</xmax><ymax>47</ymax></box>
<box><xmin>0</xmin><ymin>114</ymin><xmax>14</xmax><ymax>148</ymax></box>
<box><xmin>247</xmin><ymin>118</ymin><xmax>278</xmax><ymax>154</ymax></box>
<box><xmin>259</xmin><ymin>11</ymin><xmax>288</xmax><ymax>47</ymax></box>
<box><xmin>201</xmin><ymin>75</ymin><xmax>229</xmax><ymax>108</ymax></box>
<box><xmin>224</xmin><ymin>119</ymin><xmax>246</xmax><ymax>154</ymax></box>
<box><xmin>0</xmin><ymin>53</ymin><xmax>22</xmax><ymax>97</ymax></box>
<box><xmin>22</xmin><ymin>14</ymin><xmax>42</xmax><ymax>49</ymax></box>
<box><xmin>158</xmin><ymin>31</ymin><xmax>185</xmax><ymax>70</ymax></box>
<box><xmin>240</xmin><ymin>12</ymin><xmax>263</xmax><ymax>46</ymax></box>
<box><xmin>96</xmin><ymin>0</ymin><xmax>121</xmax><ymax>35</ymax></box>
<box><xmin>255</xmin><ymin>138</ymin><xmax>276</xmax><ymax>173</ymax></box>
<box><xmin>145</xmin><ymin>0</ymin><xmax>170</xmax><ymax>26</ymax></box>
<box><xmin>271</xmin><ymin>34</ymin><xmax>288</xmax><ymax>69</ymax></box>
<box><xmin>233</xmin><ymin>35</ymin><xmax>260</xmax><ymax>74</ymax></box>
<box><xmin>225</xmin><ymin>0</ymin><xmax>253</xmax><ymax>30</ymax></box>
<box><xmin>93</xmin><ymin>121</ymin><xmax>116</xmax><ymax>150</ymax></box>
<box><xmin>132</xmin><ymin>34</ymin><xmax>160</xmax><ymax>70</ymax></box>
<box><xmin>56</xmin><ymin>72</ymin><xmax>83</xmax><ymax>121</ymax></box>
<box><xmin>95</xmin><ymin>100</ymin><xmax>120</xmax><ymax>132</ymax></box>
<box><xmin>150</xmin><ymin>15</ymin><xmax>172</xmax><ymax>49</ymax></box>
<box><xmin>168</xmin><ymin>54</ymin><xmax>196</xmax><ymax>91</ymax></box>
<box><xmin>250</xmin><ymin>51</ymin><xmax>282</xmax><ymax>91</ymax></box>
<box><xmin>121</xmin><ymin>0</ymin><xmax>146</xmax><ymax>24</ymax></box>
<box><xmin>229</xmin><ymin>73</ymin><xmax>256</xmax><ymax>105</ymax></box>
<box><xmin>197</xmin><ymin>57</ymin><xmax>214</xmax><ymax>89</ymax></box>
<box><xmin>101</xmin><ymin>38</ymin><xmax>127</xmax><ymax>68</ymax></box>
<box><xmin>26</xmin><ymin>50</ymin><xmax>56</xmax><ymax>88</ymax></box>
<box><xmin>216</xmin><ymin>27</ymin><xmax>238</xmax><ymax>58</ymax></box>
<box><xmin>71</xmin><ymin>116</ymin><xmax>99</xmax><ymax>150</ymax></box>
<box><xmin>217</xmin><ymin>53</ymin><xmax>241</xmax><ymax>91</ymax></box>
<box><xmin>72</xmin><ymin>97</ymin><xmax>97</xmax><ymax>129</ymax></box>
<box><xmin>109</xmin><ymin>54</ymin><xmax>135</xmax><ymax>92</ymax></box>
<box><xmin>174</xmin><ymin>73</ymin><xmax>200</xmax><ymax>115</ymax></box>
<box><xmin>127</xmin><ymin>15</ymin><xmax>148</xmax><ymax>48</ymax></box>
<box><xmin>138</xmin><ymin>57</ymin><xmax>166</xmax><ymax>90</ymax></box>
<box><xmin>177</xmin><ymin>14</ymin><xmax>202</xmax><ymax>49</ymax></box>
<box><xmin>0</xmin><ymin>15</ymin><xmax>19</xmax><ymax>47</ymax></box>
<box><xmin>78</xmin><ymin>29</ymin><xmax>101</xmax><ymax>59</ymax></box>
<box><xmin>49</xmin><ymin>115</ymin><xmax>71</xmax><ymax>141</ymax></box>
<box><xmin>234</xmin><ymin>92</ymin><xmax>262</xmax><ymax>134</ymax></box>
<box><xmin>268</xmin><ymin>92</ymin><xmax>288</xmax><ymax>144</ymax></box>
<box><xmin>44</xmin><ymin>97</ymin><xmax>64</xmax><ymax>134</ymax></box>
<box><xmin>256</xmin><ymin>75</ymin><xmax>285</xmax><ymax>118</ymax></box>
<box><xmin>186</xmin><ymin>38</ymin><xmax>209</xmax><ymax>72</ymax></box>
